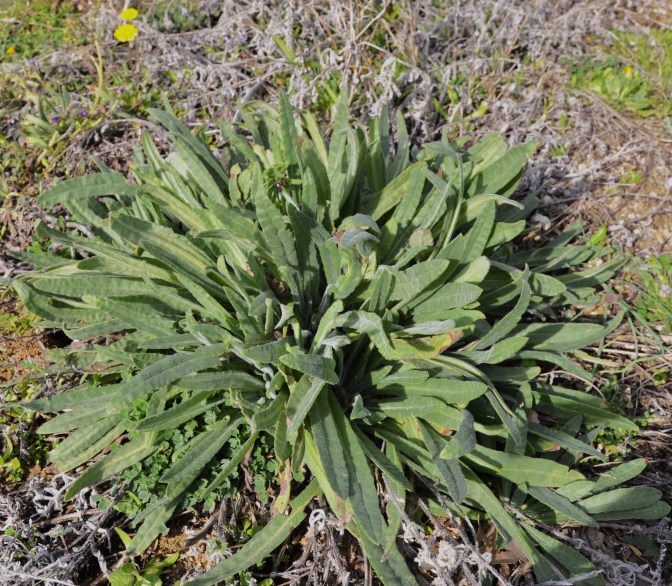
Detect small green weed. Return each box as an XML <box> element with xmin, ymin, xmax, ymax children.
<box><xmin>0</xmin><ymin>422</ymin><xmax>51</xmax><ymax>483</ymax></box>
<box><xmin>620</xmin><ymin>168</ymin><xmax>643</xmax><ymax>185</ymax></box>
<box><xmin>565</xmin><ymin>27</ymin><xmax>672</xmax><ymax>118</ymax></box>
<box><xmin>566</xmin><ymin>58</ymin><xmax>658</xmax><ymax>116</ymax></box>
<box><xmin>0</xmin><ymin>430</ymin><xmax>22</xmax><ymax>481</ymax></box>
<box><xmin>612</xmin><ymin>29</ymin><xmax>672</xmax><ymax>98</ymax></box>
<box><xmin>110</xmin><ymin>530</ymin><xmax>179</xmax><ymax>586</ymax></box>
<box><xmin>113</xmin><ymin>399</ymin><xmax>277</xmax><ymax>521</ymax></box>
<box><xmin>631</xmin><ymin>254</ymin><xmax>672</xmax><ymax>334</ymax></box>
<box><xmin>0</xmin><ymin>303</ymin><xmax>37</xmax><ymax>336</ymax></box>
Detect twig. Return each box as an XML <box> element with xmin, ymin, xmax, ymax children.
<box><xmin>33</xmin><ymin>509</ymin><xmax>103</xmax><ymax>528</ymax></box>
<box><xmin>536</xmin><ymin>570</ymin><xmax>605</xmax><ymax>586</ymax></box>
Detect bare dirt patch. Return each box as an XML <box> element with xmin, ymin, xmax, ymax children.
<box><xmin>0</xmin><ymin>299</ymin><xmax>47</xmax><ymax>384</ymax></box>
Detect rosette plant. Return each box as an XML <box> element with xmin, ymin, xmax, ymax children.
<box><xmin>9</xmin><ymin>94</ymin><xmax>669</xmax><ymax>585</ymax></box>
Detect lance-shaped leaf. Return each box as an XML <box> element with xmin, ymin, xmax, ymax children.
<box><xmin>439</xmin><ymin>410</ymin><xmax>476</xmax><ymax>460</ymax></box>
<box><xmin>280</xmin><ymin>350</ymin><xmax>339</xmax><ymax>384</ymax></box>
<box><xmin>178</xmin><ymin>370</ymin><xmax>265</xmax><ymax>392</ymax></box>
<box><xmin>286</xmin><ymin>375</ymin><xmax>327</xmax><ymax>442</ymax></box>
<box><xmin>187</xmin><ymin>480</ymin><xmax>320</xmax><ymax>586</ymax></box>
<box><xmin>465</xmin><ymin>446</ymin><xmax>584</xmax><ymax>487</ymax></box>
<box><xmin>134</xmin><ymin>393</ymin><xmax>227</xmax><ymax>432</ymax></box>
<box><xmin>38</xmin><ymin>172</ymin><xmax>140</xmax><ymax>207</ymax></box>
<box><xmin>309</xmin><ymin>390</ymin><xmax>385</xmax><ymax>543</ymax></box>
<box><xmin>112</xmin><ymin>344</ymin><xmax>227</xmax><ymax>408</ymax></box>
<box><xmin>65</xmin><ymin>437</ymin><xmax>158</xmax><ymax>500</ymax></box>
<box><xmin>49</xmin><ymin>416</ymin><xmax>125</xmax><ymax>472</ymax></box>
<box><xmin>419</xmin><ymin>420</ymin><xmax>467</xmax><ymax>503</ymax></box>
<box><xmin>527</xmin><ymin>486</ymin><xmax>598</xmax><ymax>527</ymax></box>
<box><xmin>510</xmin><ymin>314</ymin><xmax>622</xmax><ymax>353</ymax></box>
<box><xmin>523</xmin><ymin>524</ymin><xmax>604</xmax><ymax>586</ymax></box>
<box><xmin>389</xmin><ymin>259</ymin><xmax>451</xmax><ymax>302</ymax></box>
<box><xmin>160</xmin><ymin>417</ymin><xmax>243</xmax><ymax>482</ymax></box>
<box><xmin>252</xmin><ymin>171</ymin><xmax>303</xmax><ymax>306</ymax></box>
<box><xmin>198</xmin><ymin>432</ymin><xmax>259</xmax><ymax>500</ymax></box>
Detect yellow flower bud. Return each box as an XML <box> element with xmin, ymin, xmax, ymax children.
<box><xmin>119</xmin><ymin>7</ymin><xmax>139</xmax><ymax>21</ymax></box>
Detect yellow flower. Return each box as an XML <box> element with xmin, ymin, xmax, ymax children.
<box><xmin>119</xmin><ymin>7</ymin><xmax>139</xmax><ymax>20</ymax></box>
<box><xmin>6</xmin><ymin>46</ymin><xmax>16</xmax><ymax>55</ymax></box>
<box><xmin>114</xmin><ymin>23</ymin><xmax>138</xmax><ymax>43</ymax></box>
<box><xmin>624</xmin><ymin>65</ymin><xmax>634</xmax><ymax>78</ymax></box>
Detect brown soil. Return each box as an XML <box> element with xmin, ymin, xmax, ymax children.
<box><xmin>0</xmin><ymin>299</ymin><xmax>48</xmax><ymax>384</ymax></box>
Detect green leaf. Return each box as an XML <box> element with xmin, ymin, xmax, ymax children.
<box><xmin>241</xmin><ymin>338</ymin><xmax>293</xmax><ymax>364</ymax></box>
<box><xmin>474</xmin><ymin>270</ymin><xmax>531</xmax><ymax>350</ymax></box>
<box><xmin>363</xmin><ymin>162</ymin><xmax>427</xmax><ymax>222</ymax></box>
<box><xmin>280</xmin><ymin>351</ymin><xmax>339</xmax><ymax>384</ymax></box>
<box><xmin>113</xmin><ymin>344</ymin><xmax>227</xmax><ymax>408</ymax></box>
<box><xmin>49</xmin><ymin>416</ymin><xmax>125</xmax><ymax>472</ymax></box>
<box><xmin>461</xmin><ymin>466</ymin><xmax>537</xmax><ymax>563</ymax></box>
<box><xmin>374</xmin><ymin>376</ymin><xmax>489</xmax><ymax>405</ymax></box>
<box><xmin>439</xmin><ymin>410</ymin><xmax>476</xmax><ymax>459</ymax></box>
<box><xmin>108</xmin><ymin>562</ymin><xmax>138</xmax><ymax>586</ymax></box>
<box><xmin>465</xmin><ymin>446</ymin><xmax>584</xmax><ymax>487</ymax></box>
<box><xmin>134</xmin><ymin>394</ymin><xmax>226</xmax><ymax>432</ymax></box>
<box><xmin>591</xmin><ymin>459</ymin><xmax>647</xmax><ymax>493</ymax></box>
<box><xmin>527</xmin><ymin>422</ymin><xmax>605</xmax><ymax>460</ymax></box>
<box><xmin>199</xmin><ymin>432</ymin><xmax>259</xmax><ymax>500</ymax></box>
<box><xmin>160</xmin><ymin>417</ymin><xmax>243</xmax><ymax>482</ymax></box>
<box><xmin>311</xmin><ymin>300</ymin><xmax>344</xmax><ymax>350</ymax></box>
<box><xmin>467</xmin><ymin>141</ymin><xmax>537</xmax><ymax>197</ymax></box>
<box><xmin>37</xmin><ymin>403</ymin><xmax>109</xmax><ymax>434</ymax></box>
<box><xmin>272</xmin><ymin>35</ymin><xmax>298</xmax><ymax>62</ymax></box>
<box><xmin>577</xmin><ymin>487</ymin><xmax>669</xmax><ymax>520</ymax></box>
<box><xmin>187</xmin><ymin>480</ymin><xmax>320</xmax><ymax>586</ymax></box>
<box><xmin>253</xmin><ymin>177</ymin><xmax>303</xmax><ymax>307</ymax></box>
<box><xmin>128</xmin><ymin>477</ymin><xmax>193</xmax><ymax>554</ymax></box>
<box><xmin>461</xmin><ymin>201</ymin><xmax>496</xmax><ymax>262</ymax></box>
<box><xmin>336</xmin><ymin>310</ymin><xmax>393</xmax><ymax>358</ymax></box>
<box><xmin>390</xmin><ymin>260</ymin><xmax>451</xmax><ymax>302</ymax></box>
<box><xmin>178</xmin><ymin>370</ymin><xmax>265</xmax><ymax>392</ymax></box>
<box><xmin>278</xmin><ymin>92</ymin><xmax>302</xmax><ymax>180</ymax></box>
<box><xmin>420</xmin><ymin>420</ymin><xmax>467</xmax><ymax>503</ymax></box>
<box><xmin>410</xmin><ymin>283</ymin><xmax>482</xmax><ymax>321</ymax></box>
<box><xmin>149</xmin><ymin>108</ymin><xmax>229</xmax><ymax>196</ymax></box>
<box><xmin>65</xmin><ymin>437</ymin><xmax>158</xmax><ymax>500</ymax></box>
<box><xmin>510</xmin><ymin>315</ymin><xmax>621</xmax><ymax>353</ymax></box>
<box><xmin>532</xmin><ymin>386</ymin><xmax>638</xmax><ymax>431</ymax></box>
<box><xmin>527</xmin><ymin>486</ymin><xmax>598</xmax><ymax>527</ymax></box>
<box><xmin>523</xmin><ymin>524</ymin><xmax>604</xmax><ymax>586</ymax></box>
<box><xmin>460</xmin><ymin>336</ymin><xmax>528</xmax><ymax>365</ymax></box>
<box><xmin>352</xmin><ymin>518</ymin><xmax>417</xmax><ymax>585</ymax></box>
<box><xmin>309</xmin><ymin>390</ymin><xmax>384</xmax><ymax>542</ymax></box>
<box><xmin>286</xmin><ymin>375</ymin><xmax>327</xmax><ymax>441</ymax></box>
<box><xmin>38</xmin><ymin>172</ymin><xmax>140</xmax><ymax>207</ymax></box>
<box><xmin>353</xmin><ymin>426</ymin><xmax>413</xmax><ymax>492</ymax></box>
